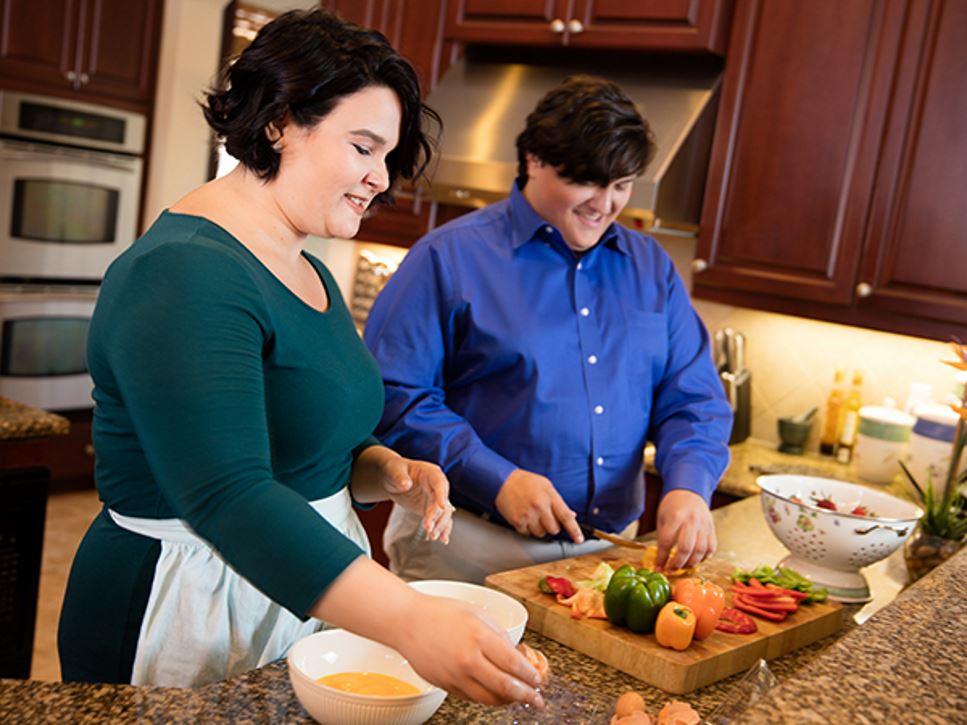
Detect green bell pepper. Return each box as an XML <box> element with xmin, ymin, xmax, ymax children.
<box><xmin>604</xmin><ymin>564</ymin><xmax>671</xmax><ymax>634</ymax></box>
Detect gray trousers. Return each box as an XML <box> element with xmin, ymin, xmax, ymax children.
<box><xmin>384</xmin><ymin>505</ymin><xmax>638</xmax><ymax>584</ymax></box>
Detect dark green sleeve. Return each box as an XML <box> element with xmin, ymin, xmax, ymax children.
<box><xmin>102</xmin><ymin>241</ymin><xmax>364</xmax><ymax>617</ymax></box>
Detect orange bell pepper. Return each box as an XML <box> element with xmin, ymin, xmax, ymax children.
<box><xmin>654</xmin><ymin>602</ymin><xmax>696</xmax><ymax>651</ymax></box>
<box><xmin>672</xmin><ymin>577</ymin><xmax>725</xmax><ymax>641</ymax></box>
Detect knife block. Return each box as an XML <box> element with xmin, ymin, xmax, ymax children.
<box><xmin>721</xmin><ymin>369</ymin><xmax>751</xmax><ymax>444</ymax></box>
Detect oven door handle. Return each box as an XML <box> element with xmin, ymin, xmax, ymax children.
<box><xmin>0</xmin><ymin>139</ymin><xmax>140</xmax><ymax>171</ymax></box>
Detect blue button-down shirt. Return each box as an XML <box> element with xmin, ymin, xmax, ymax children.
<box><xmin>364</xmin><ymin>182</ymin><xmax>732</xmax><ymax>534</ymax></box>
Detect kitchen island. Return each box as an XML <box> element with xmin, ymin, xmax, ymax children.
<box><xmin>1</xmin><ymin>496</ymin><xmax>963</xmax><ymax>723</ymax></box>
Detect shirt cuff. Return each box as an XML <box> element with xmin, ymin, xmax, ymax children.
<box><xmin>457</xmin><ymin>446</ymin><xmax>518</xmax><ymax>510</ymax></box>
<box><xmin>658</xmin><ymin>461</ymin><xmax>720</xmax><ymax>507</ymax></box>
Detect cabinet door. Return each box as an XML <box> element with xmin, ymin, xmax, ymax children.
<box><xmin>694</xmin><ymin>0</ymin><xmax>903</xmax><ymax>307</ymax></box>
<box><xmin>446</xmin><ymin>0</ymin><xmax>571</xmax><ymax>46</ymax></box>
<box><xmin>856</xmin><ymin>0</ymin><xmax>967</xmax><ymax>336</ymax></box>
<box><xmin>0</xmin><ymin>0</ymin><xmax>82</xmax><ymax>94</ymax></box>
<box><xmin>76</xmin><ymin>0</ymin><xmax>164</xmax><ymax>110</ymax></box>
<box><xmin>569</xmin><ymin>0</ymin><xmax>732</xmax><ymax>53</ymax></box>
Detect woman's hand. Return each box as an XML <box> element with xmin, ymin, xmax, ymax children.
<box><xmin>312</xmin><ymin>558</ymin><xmax>544</xmax><ymax>709</ymax></box>
<box><xmin>394</xmin><ymin>593</ymin><xmax>545</xmax><ymax>707</ymax></box>
<box><xmin>654</xmin><ymin>489</ymin><xmax>717</xmax><ymax>570</ymax></box>
<box><xmin>352</xmin><ymin>446</ymin><xmax>453</xmax><ymax>543</ymax></box>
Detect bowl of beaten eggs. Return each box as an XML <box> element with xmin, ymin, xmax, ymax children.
<box><xmin>287</xmin><ymin>628</ymin><xmax>447</xmax><ymax>725</ymax></box>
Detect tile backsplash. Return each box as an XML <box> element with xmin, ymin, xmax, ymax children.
<box><xmin>313</xmin><ymin>234</ymin><xmax>960</xmax><ymax>454</ymax></box>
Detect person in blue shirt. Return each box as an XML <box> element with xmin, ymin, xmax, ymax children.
<box><xmin>364</xmin><ymin>75</ymin><xmax>732</xmax><ymax>583</ymax></box>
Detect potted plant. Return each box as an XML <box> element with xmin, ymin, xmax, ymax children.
<box><xmin>900</xmin><ymin>341</ymin><xmax>967</xmax><ymax>581</ymax></box>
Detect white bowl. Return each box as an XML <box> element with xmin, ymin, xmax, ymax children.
<box><xmin>287</xmin><ymin>629</ymin><xmax>447</xmax><ymax>725</ymax></box>
<box><xmin>409</xmin><ymin>580</ymin><xmax>528</xmax><ymax>644</ymax></box>
<box><xmin>758</xmin><ymin>475</ymin><xmax>922</xmax><ymax>603</ymax></box>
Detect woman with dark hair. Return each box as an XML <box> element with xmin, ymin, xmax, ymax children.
<box><xmin>57</xmin><ymin>9</ymin><xmax>543</xmax><ymax>707</ymax></box>
<box><xmin>365</xmin><ymin>74</ymin><xmax>731</xmax><ymax>584</ymax></box>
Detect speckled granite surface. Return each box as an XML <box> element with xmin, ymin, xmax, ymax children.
<box><xmin>1</xmin><ymin>496</ymin><xmax>954</xmax><ymax>724</ymax></box>
<box><xmin>734</xmin><ymin>547</ymin><xmax>967</xmax><ymax>725</ymax></box>
<box><xmin>0</xmin><ymin>397</ymin><xmax>69</xmax><ymax>440</ymax></box>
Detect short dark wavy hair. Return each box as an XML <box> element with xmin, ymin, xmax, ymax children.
<box><xmin>203</xmin><ymin>9</ymin><xmax>439</xmax><ymax>206</ymax></box>
<box><xmin>516</xmin><ymin>75</ymin><xmax>655</xmax><ymax>186</ymax></box>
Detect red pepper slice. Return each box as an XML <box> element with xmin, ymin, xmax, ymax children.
<box><xmin>538</xmin><ymin>575</ymin><xmax>576</xmax><ymax>599</ymax></box>
<box><xmin>715</xmin><ymin>607</ymin><xmax>757</xmax><ymax>634</ymax></box>
<box><xmin>733</xmin><ymin>594</ymin><xmax>787</xmax><ymax>621</ymax></box>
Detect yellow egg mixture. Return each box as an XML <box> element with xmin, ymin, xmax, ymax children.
<box><xmin>317</xmin><ymin>671</ymin><xmax>421</xmax><ymax>697</ymax></box>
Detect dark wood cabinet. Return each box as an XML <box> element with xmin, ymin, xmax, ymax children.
<box><xmin>693</xmin><ymin>0</ymin><xmax>967</xmax><ymax>341</ymax></box>
<box><xmin>0</xmin><ymin>0</ymin><xmax>163</xmax><ymax>113</ymax></box>
<box><xmin>446</xmin><ymin>0</ymin><xmax>732</xmax><ymax>54</ymax></box>
<box><xmin>0</xmin><ymin>410</ymin><xmax>95</xmax><ymax>492</ymax></box>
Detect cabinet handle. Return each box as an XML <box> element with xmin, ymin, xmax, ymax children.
<box><xmin>691</xmin><ymin>258</ymin><xmax>708</xmax><ymax>273</ymax></box>
<box><xmin>856</xmin><ymin>282</ymin><xmax>873</xmax><ymax>298</ymax></box>
<box><xmin>566</xmin><ymin>18</ymin><xmax>585</xmax><ymax>34</ymax></box>
<box><xmin>550</xmin><ymin>18</ymin><xmax>565</xmax><ymax>33</ymax></box>
<box><xmin>83</xmin><ymin>443</ymin><xmax>95</xmax><ymax>457</ymax></box>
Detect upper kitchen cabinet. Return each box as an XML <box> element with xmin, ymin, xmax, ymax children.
<box><xmin>0</xmin><ymin>0</ymin><xmax>164</xmax><ymax>113</ymax></box>
<box><xmin>693</xmin><ymin>0</ymin><xmax>967</xmax><ymax>341</ymax></box>
<box><xmin>322</xmin><ymin>0</ymin><xmax>454</xmax><ymax>247</ymax></box>
<box><xmin>445</xmin><ymin>0</ymin><xmax>733</xmax><ymax>54</ymax></box>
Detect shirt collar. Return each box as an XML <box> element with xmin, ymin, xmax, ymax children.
<box><xmin>508</xmin><ymin>179</ymin><xmax>630</xmax><ymax>256</ymax></box>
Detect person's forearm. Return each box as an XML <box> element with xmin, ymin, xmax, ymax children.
<box><xmin>349</xmin><ymin>444</ymin><xmax>401</xmax><ymax>503</ymax></box>
<box><xmin>308</xmin><ymin>556</ymin><xmax>420</xmax><ymax>650</ymax></box>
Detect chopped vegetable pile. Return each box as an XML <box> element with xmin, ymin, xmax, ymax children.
<box><xmin>731</xmin><ymin>565</ymin><xmax>828</xmax><ymax>603</ymax></box>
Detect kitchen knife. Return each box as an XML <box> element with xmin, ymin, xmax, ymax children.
<box><xmin>579</xmin><ymin>523</ymin><xmax>651</xmax><ymax>550</ymax></box>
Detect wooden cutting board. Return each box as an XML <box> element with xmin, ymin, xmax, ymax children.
<box><xmin>485</xmin><ymin>546</ymin><xmax>843</xmax><ymax>694</ymax></box>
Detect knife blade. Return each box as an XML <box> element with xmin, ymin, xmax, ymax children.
<box><xmin>579</xmin><ymin>524</ymin><xmax>651</xmax><ymax>550</ymax></box>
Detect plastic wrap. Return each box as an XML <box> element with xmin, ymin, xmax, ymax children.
<box><xmin>703</xmin><ymin>659</ymin><xmax>777</xmax><ymax>724</ymax></box>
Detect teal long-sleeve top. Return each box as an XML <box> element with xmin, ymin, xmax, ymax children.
<box><xmin>87</xmin><ymin>211</ymin><xmax>383</xmax><ymax>617</ymax></box>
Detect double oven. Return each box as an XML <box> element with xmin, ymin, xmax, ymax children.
<box><xmin>0</xmin><ymin>91</ymin><xmax>146</xmax><ymax>410</ymax></box>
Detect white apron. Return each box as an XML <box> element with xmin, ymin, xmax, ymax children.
<box><xmin>109</xmin><ymin>487</ymin><xmax>370</xmax><ymax>687</ymax></box>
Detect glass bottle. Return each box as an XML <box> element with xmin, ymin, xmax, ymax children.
<box><xmin>819</xmin><ymin>368</ymin><xmax>845</xmax><ymax>455</ymax></box>
<box><xmin>836</xmin><ymin>370</ymin><xmax>864</xmax><ymax>464</ymax></box>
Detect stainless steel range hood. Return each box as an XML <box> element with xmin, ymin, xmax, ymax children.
<box><xmin>422</xmin><ymin>58</ymin><xmax>722</xmax><ymax>237</ymax></box>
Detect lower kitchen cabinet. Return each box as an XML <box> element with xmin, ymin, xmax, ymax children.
<box><xmin>694</xmin><ymin>0</ymin><xmax>967</xmax><ymax>341</ymax></box>
<box><xmin>2</xmin><ymin>410</ymin><xmax>97</xmax><ymax>493</ymax></box>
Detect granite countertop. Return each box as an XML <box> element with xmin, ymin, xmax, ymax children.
<box><xmin>0</xmin><ymin>397</ymin><xmax>69</xmax><ymax>441</ymax></box>
<box><xmin>2</xmin><ymin>497</ymin><xmax>958</xmax><ymax>723</ymax></box>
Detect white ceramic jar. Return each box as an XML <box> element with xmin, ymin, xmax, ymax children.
<box><xmin>853</xmin><ymin>405</ymin><xmax>915</xmax><ymax>484</ymax></box>
<box><xmin>907</xmin><ymin>403</ymin><xmax>962</xmax><ymax>496</ymax></box>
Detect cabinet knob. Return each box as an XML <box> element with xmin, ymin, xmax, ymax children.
<box><xmin>79</xmin><ymin>72</ymin><xmax>90</xmax><ymax>85</ymax></box>
<box><xmin>856</xmin><ymin>282</ymin><xmax>873</xmax><ymax>298</ymax></box>
<box><xmin>84</xmin><ymin>443</ymin><xmax>95</xmax><ymax>457</ymax></box>
<box><xmin>65</xmin><ymin>70</ymin><xmax>77</xmax><ymax>82</ymax></box>
<box><xmin>691</xmin><ymin>258</ymin><xmax>708</xmax><ymax>273</ymax></box>
<box><xmin>550</xmin><ymin>18</ymin><xmax>565</xmax><ymax>33</ymax></box>
<box><xmin>567</xmin><ymin>18</ymin><xmax>585</xmax><ymax>34</ymax></box>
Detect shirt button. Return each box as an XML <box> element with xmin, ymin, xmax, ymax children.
<box><xmin>580</xmin><ymin>307</ymin><xmax>590</xmax><ymax>317</ymax></box>
<box><xmin>588</xmin><ymin>354</ymin><xmax>598</xmax><ymax>365</ymax></box>
<box><xmin>544</xmin><ymin>226</ymin><xmax>553</xmax><ymax>234</ymax></box>
<box><xmin>596</xmin><ymin>456</ymin><xmax>604</xmax><ymax>466</ymax></box>
<box><xmin>577</xmin><ymin>261</ymin><xmax>583</xmax><ymax>270</ymax></box>
<box><xmin>592</xmin><ymin>507</ymin><xmax>600</xmax><ymax>515</ymax></box>
<box><xmin>594</xmin><ymin>405</ymin><xmax>604</xmax><ymax>415</ymax></box>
